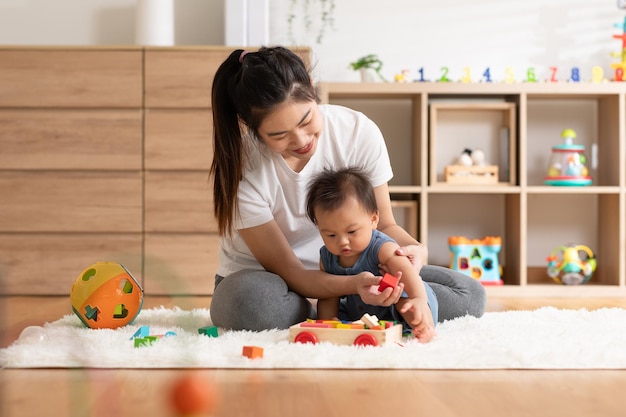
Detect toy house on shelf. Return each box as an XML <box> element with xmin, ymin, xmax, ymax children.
<box><xmin>449</xmin><ymin>236</ymin><xmax>503</xmax><ymax>285</ymax></box>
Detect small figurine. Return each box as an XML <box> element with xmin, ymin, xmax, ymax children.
<box><xmin>394</xmin><ymin>69</ymin><xmax>410</xmax><ymax>83</ymax></box>
<box><xmin>547</xmin><ymin>244</ymin><xmax>597</xmax><ymax>285</ymax></box>
<box><xmin>445</xmin><ymin>148</ymin><xmax>498</xmax><ymax>184</ymax></box>
<box><xmin>544</xmin><ymin>129</ymin><xmax>592</xmax><ymax>186</ymax></box>
<box><xmin>456</xmin><ymin>148</ymin><xmax>486</xmax><ymax>166</ymax></box>
<box><xmin>457</xmin><ymin>148</ymin><xmax>473</xmax><ymax>166</ymax></box>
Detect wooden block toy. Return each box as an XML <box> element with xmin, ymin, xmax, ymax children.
<box><xmin>198</xmin><ymin>325</ymin><xmax>219</xmax><ymax>337</ymax></box>
<box><xmin>131</xmin><ymin>328</ymin><xmax>176</xmax><ymax>346</ymax></box>
<box><xmin>289</xmin><ymin>319</ymin><xmax>403</xmax><ymax>347</ymax></box>
<box><xmin>380</xmin><ymin>320</ymin><xmax>396</xmax><ymax>329</ymax></box>
<box><xmin>336</xmin><ymin>323</ymin><xmax>365</xmax><ymax>330</ymax></box>
<box><xmin>242</xmin><ymin>345</ymin><xmax>264</xmax><ymax>359</ymax></box>
<box><xmin>378</xmin><ymin>273</ymin><xmax>399</xmax><ymax>292</ymax></box>
<box><xmin>301</xmin><ymin>322</ymin><xmax>333</xmax><ymax>328</ymax></box>
<box><xmin>360</xmin><ymin>313</ymin><xmax>380</xmax><ymax>329</ymax></box>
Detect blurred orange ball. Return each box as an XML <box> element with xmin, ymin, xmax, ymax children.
<box><xmin>170</xmin><ymin>374</ymin><xmax>216</xmax><ymax>415</ymax></box>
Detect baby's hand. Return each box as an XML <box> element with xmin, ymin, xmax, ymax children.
<box><xmin>356</xmin><ymin>271</ymin><xmax>404</xmax><ymax>307</ymax></box>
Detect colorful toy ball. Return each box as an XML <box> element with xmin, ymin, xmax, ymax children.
<box><xmin>546</xmin><ymin>244</ymin><xmax>597</xmax><ymax>285</ymax></box>
<box><xmin>70</xmin><ymin>261</ymin><xmax>143</xmax><ymax>329</ymax></box>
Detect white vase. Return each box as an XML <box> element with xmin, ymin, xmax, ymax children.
<box><xmin>135</xmin><ymin>0</ymin><xmax>175</xmax><ymax>46</ymax></box>
<box><xmin>360</xmin><ymin>68</ymin><xmax>380</xmax><ymax>83</ymax></box>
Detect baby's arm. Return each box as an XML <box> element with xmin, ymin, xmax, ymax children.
<box><xmin>379</xmin><ymin>242</ymin><xmax>436</xmax><ymax>341</ymax></box>
<box><xmin>316</xmin><ymin>262</ymin><xmax>340</xmax><ymax>320</ymax></box>
<box><xmin>317</xmin><ymin>297</ymin><xmax>340</xmax><ymax>320</ymax></box>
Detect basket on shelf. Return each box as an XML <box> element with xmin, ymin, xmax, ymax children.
<box><xmin>444</xmin><ymin>165</ymin><xmax>498</xmax><ymax>184</ymax></box>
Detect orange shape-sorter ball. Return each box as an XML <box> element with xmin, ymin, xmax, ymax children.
<box><xmin>70</xmin><ymin>261</ymin><xmax>143</xmax><ymax>329</ymax></box>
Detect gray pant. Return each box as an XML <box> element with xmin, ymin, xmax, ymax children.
<box><xmin>210</xmin><ymin>265</ymin><xmax>486</xmax><ymax>331</ymax></box>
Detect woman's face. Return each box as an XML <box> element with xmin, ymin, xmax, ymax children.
<box><xmin>256</xmin><ymin>100</ymin><xmax>323</xmax><ymax>169</ymax></box>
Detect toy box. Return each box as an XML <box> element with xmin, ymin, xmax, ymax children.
<box><xmin>449</xmin><ymin>236</ymin><xmax>503</xmax><ymax>285</ymax></box>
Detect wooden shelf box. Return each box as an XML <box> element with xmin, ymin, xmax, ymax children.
<box><xmin>429</xmin><ymin>101</ymin><xmax>517</xmax><ymax>187</ymax></box>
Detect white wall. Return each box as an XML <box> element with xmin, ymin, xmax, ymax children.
<box><xmin>0</xmin><ymin>0</ymin><xmax>223</xmax><ymax>47</ymax></box>
<box><xmin>277</xmin><ymin>0</ymin><xmax>624</xmax><ymax>82</ymax></box>
<box><xmin>0</xmin><ymin>0</ymin><xmax>623</xmax><ymax>82</ymax></box>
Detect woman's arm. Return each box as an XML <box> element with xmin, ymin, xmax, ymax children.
<box><xmin>238</xmin><ymin>220</ymin><xmax>403</xmax><ymax>304</ymax></box>
<box><xmin>373</xmin><ymin>183</ymin><xmax>428</xmax><ymax>269</ymax></box>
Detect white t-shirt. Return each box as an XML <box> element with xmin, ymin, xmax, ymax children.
<box><xmin>216</xmin><ymin>104</ymin><xmax>394</xmax><ymax>277</ymax></box>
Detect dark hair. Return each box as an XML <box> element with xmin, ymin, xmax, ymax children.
<box><xmin>210</xmin><ymin>46</ymin><xmax>319</xmax><ymax>236</ymax></box>
<box><xmin>306</xmin><ymin>167</ymin><xmax>378</xmax><ymax>224</ymax></box>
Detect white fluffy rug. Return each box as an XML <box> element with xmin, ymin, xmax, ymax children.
<box><xmin>2</xmin><ymin>306</ymin><xmax>626</xmax><ymax>369</ymax></box>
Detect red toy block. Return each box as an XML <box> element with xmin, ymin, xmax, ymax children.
<box><xmin>378</xmin><ymin>273</ymin><xmax>399</xmax><ymax>292</ymax></box>
<box><xmin>300</xmin><ymin>322</ymin><xmax>333</xmax><ymax>328</ymax></box>
<box><xmin>242</xmin><ymin>345</ymin><xmax>264</xmax><ymax>359</ymax></box>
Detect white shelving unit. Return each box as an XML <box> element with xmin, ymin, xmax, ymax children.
<box><xmin>320</xmin><ymin>82</ymin><xmax>626</xmax><ymax>297</ymax></box>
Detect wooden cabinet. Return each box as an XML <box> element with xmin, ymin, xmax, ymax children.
<box><xmin>320</xmin><ymin>82</ymin><xmax>626</xmax><ymax>297</ymax></box>
<box><xmin>0</xmin><ymin>46</ymin><xmax>310</xmax><ymax>297</ymax></box>
<box><xmin>0</xmin><ymin>47</ymin><xmax>144</xmax><ymax>296</ymax></box>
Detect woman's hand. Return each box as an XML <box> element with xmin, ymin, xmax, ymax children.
<box><xmin>379</xmin><ymin>244</ymin><xmax>427</xmax><ymax>275</ymax></box>
<box><xmin>355</xmin><ymin>271</ymin><xmax>404</xmax><ymax>307</ymax></box>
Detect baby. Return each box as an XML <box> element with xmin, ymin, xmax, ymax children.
<box><xmin>306</xmin><ymin>167</ymin><xmax>437</xmax><ymax>342</ymax></box>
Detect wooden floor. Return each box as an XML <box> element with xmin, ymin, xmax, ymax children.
<box><xmin>2</xmin><ymin>295</ymin><xmax>626</xmax><ymax>417</ymax></box>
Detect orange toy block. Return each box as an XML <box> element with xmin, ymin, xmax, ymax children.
<box><xmin>242</xmin><ymin>345</ymin><xmax>264</xmax><ymax>359</ymax></box>
<box><xmin>378</xmin><ymin>273</ymin><xmax>399</xmax><ymax>292</ymax></box>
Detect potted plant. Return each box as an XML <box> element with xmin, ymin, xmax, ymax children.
<box><xmin>287</xmin><ymin>0</ymin><xmax>336</xmax><ymax>44</ymax></box>
<box><xmin>349</xmin><ymin>54</ymin><xmax>387</xmax><ymax>82</ymax></box>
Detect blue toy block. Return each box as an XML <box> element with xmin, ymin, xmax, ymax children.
<box><xmin>129</xmin><ymin>325</ymin><xmax>150</xmax><ymax>340</ymax></box>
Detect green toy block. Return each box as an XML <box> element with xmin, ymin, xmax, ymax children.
<box><xmin>198</xmin><ymin>325</ymin><xmax>219</xmax><ymax>338</ymax></box>
<box><xmin>134</xmin><ymin>336</ymin><xmax>158</xmax><ymax>348</ymax></box>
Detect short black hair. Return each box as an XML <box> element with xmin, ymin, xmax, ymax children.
<box><xmin>306</xmin><ymin>167</ymin><xmax>378</xmax><ymax>224</ymax></box>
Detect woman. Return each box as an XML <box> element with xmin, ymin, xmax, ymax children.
<box><xmin>209</xmin><ymin>46</ymin><xmax>486</xmax><ymax>331</ymax></box>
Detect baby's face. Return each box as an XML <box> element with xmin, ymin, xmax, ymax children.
<box><xmin>315</xmin><ymin>196</ymin><xmax>378</xmax><ymax>263</ymax></box>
